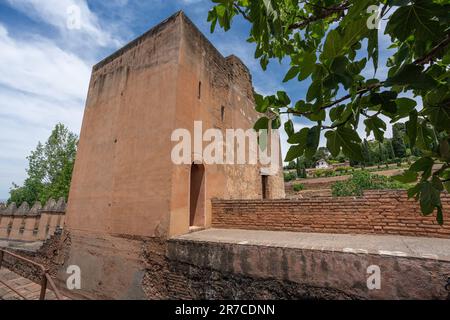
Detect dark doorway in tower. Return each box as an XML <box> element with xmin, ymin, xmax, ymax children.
<box><xmin>262</xmin><ymin>175</ymin><xmax>268</xmax><ymax>200</ymax></box>
<box><xmin>190</xmin><ymin>163</ymin><xmax>205</xmax><ymax>228</ymax></box>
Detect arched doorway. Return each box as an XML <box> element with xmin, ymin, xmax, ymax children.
<box><xmin>189</xmin><ymin>163</ymin><xmax>205</xmax><ymax>228</ymax></box>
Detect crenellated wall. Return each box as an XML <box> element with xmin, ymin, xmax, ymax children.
<box><xmin>0</xmin><ymin>198</ymin><xmax>66</xmax><ymax>243</ymax></box>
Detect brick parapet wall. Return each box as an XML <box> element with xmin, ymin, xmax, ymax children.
<box><xmin>212</xmin><ymin>190</ymin><xmax>450</xmax><ymax>238</ymax></box>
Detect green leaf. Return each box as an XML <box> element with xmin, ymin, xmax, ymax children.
<box><xmin>260</xmin><ymin>55</ymin><xmax>269</xmax><ymax>70</ymax></box>
<box><xmin>306</xmin><ymin>109</ymin><xmax>326</xmax><ymax>122</ymax></box>
<box><xmin>385</xmin><ymin>64</ymin><xmax>437</xmax><ymax>90</ymax></box>
<box><xmin>305</xmin><ymin>125</ymin><xmax>320</xmax><ymax>159</ymax></box>
<box><xmin>325</xmin><ymin>131</ymin><xmax>340</xmax><ymax>157</ymax></box>
<box><xmin>385</xmin><ymin>1</ymin><xmax>442</xmax><ymax>42</ymax></box>
<box><xmin>288</xmin><ymin>127</ymin><xmax>309</xmax><ymax>144</ymax></box>
<box><xmin>322</xmin><ymin>30</ymin><xmax>341</xmax><ymax>60</ymax></box>
<box><xmin>370</xmin><ymin>91</ymin><xmax>398</xmax><ymax>114</ymax></box>
<box><xmin>254</xmin><ymin>117</ymin><xmax>269</xmax><ymax>131</ymax></box>
<box><xmin>284</xmin><ymin>119</ymin><xmax>294</xmax><ymax>137</ymax></box>
<box><xmin>416</xmin><ymin>121</ymin><xmax>434</xmax><ymax>150</ymax></box>
<box><xmin>330</xmin><ymin>105</ymin><xmax>345</xmax><ymax>122</ymax></box>
<box><xmin>325</xmin><ymin>128</ymin><xmax>363</xmax><ymax>161</ymax></box>
<box><xmin>263</xmin><ymin>0</ymin><xmax>275</xmax><ymax>17</ymax></box>
<box><xmin>410</xmin><ymin>157</ymin><xmax>434</xmax><ymax>179</ymax></box>
<box><xmin>367</xmin><ymin>29</ymin><xmax>379</xmax><ymax>74</ymax></box>
<box><xmin>396</xmin><ymin>98</ymin><xmax>417</xmax><ymax>115</ymax></box>
<box><xmin>285</xmin><ymin>143</ymin><xmax>305</xmax><ymax>162</ymax></box>
<box><xmin>277</xmin><ymin>91</ymin><xmax>291</xmax><ymax>105</ymax></box>
<box><xmin>285</xmin><ymin>128</ymin><xmax>309</xmax><ymax>162</ymax></box>
<box><xmin>393</xmin><ymin>170</ymin><xmax>418</xmax><ymax>183</ymax></box>
<box><xmin>323</xmin><ymin>18</ymin><xmax>368</xmax><ymax>60</ymax></box>
<box><xmin>364</xmin><ymin>116</ymin><xmax>386</xmax><ymax>142</ymax></box>
<box><xmin>407</xmin><ymin>183</ymin><xmax>421</xmax><ymax>199</ymax></box>
<box><xmin>215</xmin><ymin>5</ymin><xmax>226</xmax><ymax>18</ymax></box>
<box><xmin>271</xmin><ymin>116</ymin><xmax>281</xmax><ymax>129</ymax></box>
<box><xmin>422</xmin><ymin>105</ymin><xmax>450</xmax><ymax>131</ymax></box>
<box><xmin>331</xmin><ymin>56</ymin><xmax>348</xmax><ymax>75</ymax></box>
<box><xmin>298</xmin><ymin>51</ymin><xmax>316</xmax><ymax>81</ymax></box>
<box><xmin>283</xmin><ymin>66</ymin><xmax>300</xmax><ymax>82</ymax></box>
<box><xmin>419</xmin><ymin>181</ymin><xmax>441</xmax><ymax>216</ymax></box>
<box><xmin>406</xmin><ymin>110</ymin><xmax>418</xmax><ymax>148</ymax></box>
<box><xmin>306</xmin><ymin>80</ymin><xmax>322</xmax><ymax>102</ymax></box>
<box><xmin>340</xmin><ymin>18</ymin><xmax>369</xmax><ymax>52</ymax></box>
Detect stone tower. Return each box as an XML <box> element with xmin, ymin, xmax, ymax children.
<box><xmin>60</xmin><ymin>11</ymin><xmax>285</xmax><ymax>299</ymax></box>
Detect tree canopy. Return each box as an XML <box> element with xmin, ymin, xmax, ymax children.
<box><xmin>208</xmin><ymin>0</ymin><xmax>450</xmax><ymax>224</ymax></box>
<box><xmin>8</xmin><ymin>123</ymin><xmax>78</xmax><ymax>205</ymax></box>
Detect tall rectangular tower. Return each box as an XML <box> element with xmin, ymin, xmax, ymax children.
<box><xmin>61</xmin><ymin>12</ymin><xmax>284</xmax><ymax>299</ymax></box>
<box><xmin>67</xmin><ymin>11</ymin><xmax>284</xmax><ymax>239</ymax></box>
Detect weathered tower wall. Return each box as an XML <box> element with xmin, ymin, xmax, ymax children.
<box><xmin>58</xmin><ymin>12</ymin><xmax>284</xmax><ymax>299</ymax></box>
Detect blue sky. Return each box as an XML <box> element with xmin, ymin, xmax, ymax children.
<box><xmin>0</xmin><ymin>0</ymin><xmax>395</xmax><ymax>200</ymax></box>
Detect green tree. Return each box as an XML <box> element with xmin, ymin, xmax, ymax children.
<box><xmin>296</xmin><ymin>157</ymin><xmax>307</xmax><ymax>178</ymax></box>
<box><xmin>392</xmin><ymin>123</ymin><xmax>407</xmax><ymax>158</ymax></box>
<box><xmin>8</xmin><ymin>124</ymin><xmax>78</xmax><ymax>205</ymax></box>
<box><xmin>312</xmin><ymin>146</ymin><xmax>330</xmax><ymax>163</ymax></box>
<box><xmin>209</xmin><ymin>0</ymin><xmax>450</xmax><ymax>224</ymax></box>
<box><xmin>362</xmin><ymin>139</ymin><xmax>372</xmax><ymax>166</ymax></box>
<box><xmin>384</xmin><ymin>139</ymin><xmax>395</xmax><ymax>160</ymax></box>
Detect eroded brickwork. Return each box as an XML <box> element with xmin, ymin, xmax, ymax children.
<box><xmin>140</xmin><ymin>238</ymin><xmax>360</xmax><ymax>300</ymax></box>
<box><xmin>138</xmin><ymin>237</ymin><xmax>450</xmax><ymax>300</ymax></box>
<box><xmin>1</xmin><ymin>231</ymin><xmax>71</xmax><ymax>286</ymax></box>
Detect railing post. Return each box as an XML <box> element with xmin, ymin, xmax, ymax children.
<box><xmin>39</xmin><ymin>272</ymin><xmax>48</xmax><ymax>300</ymax></box>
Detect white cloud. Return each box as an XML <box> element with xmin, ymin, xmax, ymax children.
<box><xmin>5</xmin><ymin>0</ymin><xmax>123</xmax><ymax>48</ymax></box>
<box><xmin>0</xmin><ymin>23</ymin><xmax>88</xmax><ymax>198</ymax></box>
<box><xmin>179</xmin><ymin>0</ymin><xmax>205</xmax><ymax>4</ymax></box>
<box><xmin>0</xmin><ymin>25</ymin><xmax>90</xmax><ymax>101</ymax></box>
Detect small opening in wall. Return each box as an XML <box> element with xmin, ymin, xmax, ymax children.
<box><xmin>190</xmin><ymin>163</ymin><xmax>205</xmax><ymax>227</ymax></box>
<box><xmin>262</xmin><ymin>175</ymin><xmax>268</xmax><ymax>200</ymax></box>
<box><xmin>198</xmin><ymin>81</ymin><xmax>202</xmax><ymax>99</ymax></box>
<box><xmin>221</xmin><ymin>106</ymin><xmax>225</xmax><ymax>122</ymax></box>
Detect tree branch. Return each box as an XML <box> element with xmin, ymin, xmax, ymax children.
<box><xmin>288</xmin><ymin>1</ymin><xmax>350</xmax><ymax>30</ymax></box>
<box><xmin>234</xmin><ymin>4</ymin><xmax>250</xmax><ymax>21</ymax></box>
<box><xmin>414</xmin><ymin>31</ymin><xmax>450</xmax><ymax>66</ymax></box>
<box><xmin>281</xmin><ymin>82</ymin><xmax>383</xmax><ymax>117</ymax></box>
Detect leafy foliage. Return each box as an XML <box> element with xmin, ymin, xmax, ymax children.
<box><xmin>292</xmin><ymin>183</ymin><xmax>305</xmax><ymax>192</ymax></box>
<box><xmin>8</xmin><ymin>124</ymin><xmax>78</xmax><ymax>205</ymax></box>
<box><xmin>208</xmin><ymin>0</ymin><xmax>450</xmax><ymax>224</ymax></box>
<box><xmin>284</xmin><ymin>171</ymin><xmax>297</xmax><ymax>182</ymax></box>
<box><xmin>331</xmin><ymin>170</ymin><xmax>409</xmax><ymax>197</ymax></box>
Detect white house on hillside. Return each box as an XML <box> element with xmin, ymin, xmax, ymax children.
<box><xmin>315</xmin><ymin>159</ymin><xmax>330</xmax><ymax>169</ymax></box>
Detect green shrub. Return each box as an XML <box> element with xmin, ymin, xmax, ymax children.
<box><xmin>313</xmin><ymin>169</ymin><xmax>334</xmax><ymax>178</ymax></box>
<box><xmin>331</xmin><ymin>171</ymin><xmax>408</xmax><ymax>197</ymax></box>
<box><xmin>284</xmin><ymin>172</ymin><xmax>297</xmax><ymax>182</ymax></box>
<box><xmin>292</xmin><ymin>183</ymin><xmax>305</xmax><ymax>192</ymax></box>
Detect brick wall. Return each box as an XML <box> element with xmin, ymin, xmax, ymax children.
<box><xmin>0</xmin><ymin>198</ymin><xmax>66</xmax><ymax>243</ymax></box>
<box><xmin>212</xmin><ymin>190</ymin><xmax>450</xmax><ymax>238</ymax></box>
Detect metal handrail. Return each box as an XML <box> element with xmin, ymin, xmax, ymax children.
<box><xmin>0</xmin><ymin>249</ymin><xmax>63</xmax><ymax>300</ymax></box>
